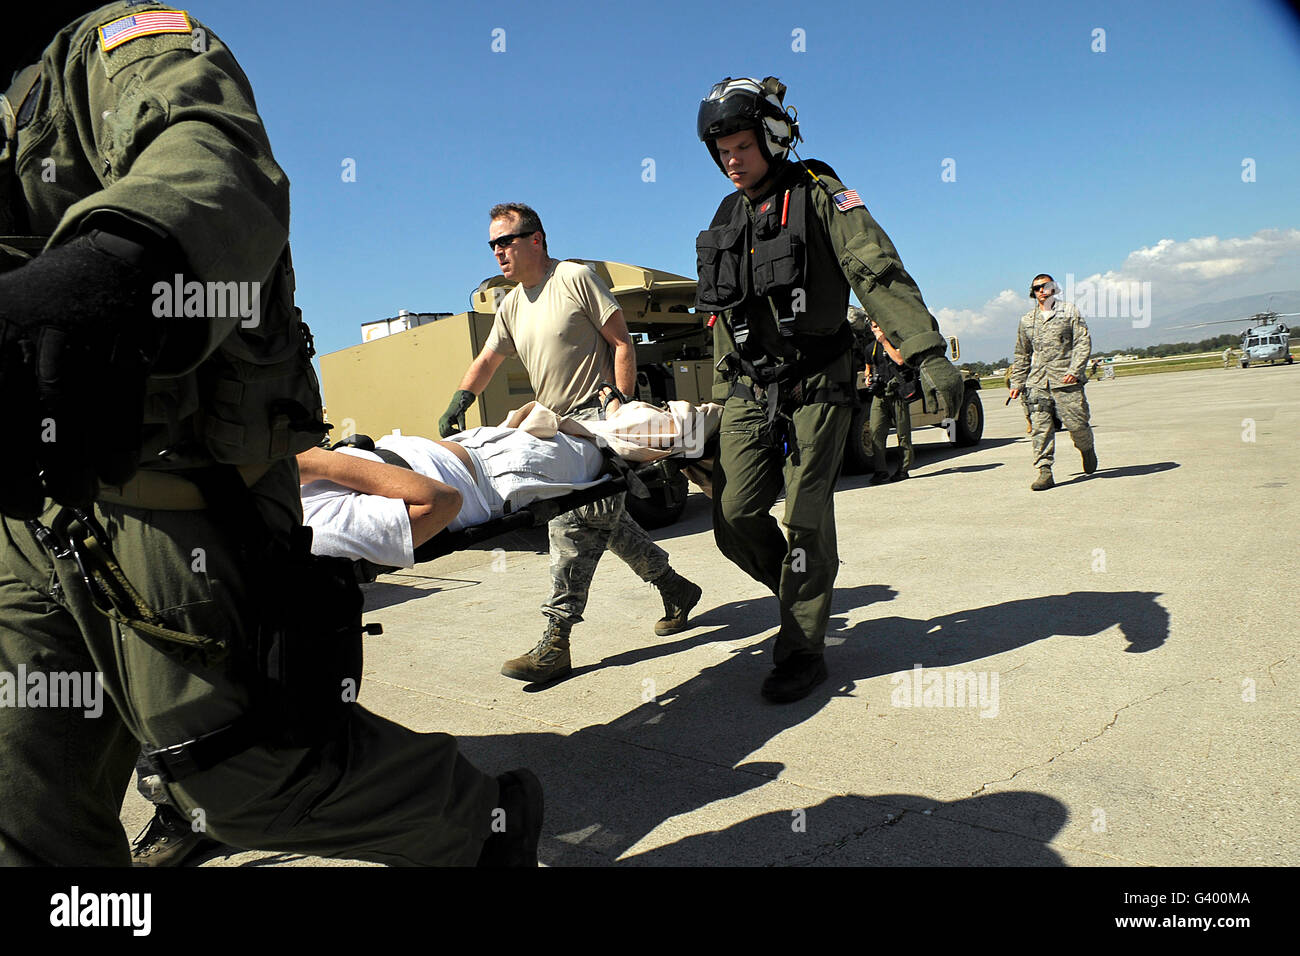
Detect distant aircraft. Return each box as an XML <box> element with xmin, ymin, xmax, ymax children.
<box><xmin>1166</xmin><ymin>310</ymin><xmax>1296</xmax><ymax>368</ymax></box>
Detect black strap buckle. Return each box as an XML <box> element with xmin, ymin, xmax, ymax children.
<box><xmin>141</xmin><ymin>713</ymin><xmax>262</xmax><ymax>784</ymax></box>
<box><xmin>141</xmin><ymin>739</ymin><xmax>201</xmax><ymax>784</ymax></box>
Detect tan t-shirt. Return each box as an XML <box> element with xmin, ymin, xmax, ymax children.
<box><xmin>485</xmin><ymin>259</ymin><xmax>621</xmax><ymax>414</ymax></box>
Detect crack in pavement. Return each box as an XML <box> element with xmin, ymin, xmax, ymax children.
<box><xmin>968</xmin><ymin>678</ymin><xmax>1215</xmax><ymax>798</ymax></box>
<box><xmin>1265</xmin><ymin>656</ymin><xmax>1293</xmax><ymax>685</ymax></box>
<box><xmin>778</xmin><ymin>799</ymin><xmax>1163</xmax><ymax>867</ymax></box>
<box><xmin>778</xmin><ymin>805</ymin><xmax>915</xmax><ymax>867</ymax></box>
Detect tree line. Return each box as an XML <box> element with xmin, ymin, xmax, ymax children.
<box><xmin>959</xmin><ymin>333</ymin><xmax>1244</xmax><ymax>377</ymax></box>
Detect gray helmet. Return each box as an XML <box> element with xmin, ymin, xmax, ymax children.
<box><xmin>697</xmin><ymin>76</ymin><xmax>800</xmax><ymax>173</ymax></box>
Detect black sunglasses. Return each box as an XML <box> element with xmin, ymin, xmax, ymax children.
<box><xmin>1032</xmin><ymin>282</ymin><xmax>1055</xmax><ymax>293</ymax></box>
<box><xmin>488</xmin><ymin>231</ymin><xmax>535</xmax><ymax>251</ymax></box>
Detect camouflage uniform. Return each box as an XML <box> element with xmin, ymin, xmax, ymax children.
<box><xmin>1009</xmin><ymin>301</ymin><xmax>1095</xmax><ymax>470</ymax></box>
<box><xmin>541</xmin><ymin>406</ymin><xmax>669</xmax><ymax>627</ymax></box>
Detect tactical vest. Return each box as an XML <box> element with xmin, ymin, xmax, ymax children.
<box><xmin>697</xmin><ymin>160</ymin><xmax>855</xmax><ymax>411</ymax></box>
<box><xmin>696</xmin><ymin>160</ymin><xmax>849</xmax><ymax>342</ymax></box>
<box><xmin>2</xmin><ymin>62</ymin><xmax>326</xmax><ymax>469</ymax></box>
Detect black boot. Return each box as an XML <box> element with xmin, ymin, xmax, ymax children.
<box><xmin>130</xmin><ymin>804</ymin><xmax>223</xmax><ymax>867</ymax></box>
<box><xmin>761</xmin><ymin>653</ymin><xmax>828</xmax><ymax>704</ymax></box>
<box><xmin>476</xmin><ymin>769</ymin><xmax>544</xmax><ymax>867</ymax></box>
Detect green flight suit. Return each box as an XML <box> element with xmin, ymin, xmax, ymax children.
<box><xmin>706</xmin><ymin>159</ymin><xmax>945</xmax><ymax>664</ymax></box>
<box><xmin>0</xmin><ymin>2</ymin><xmax>497</xmax><ymax>866</ymax></box>
<box><xmin>868</xmin><ymin>389</ymin><xmax>915</xmax><ymax>476</ymax></box>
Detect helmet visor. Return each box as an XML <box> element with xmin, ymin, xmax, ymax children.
<box><xmin>697</xmin><ymin>90</ymin><xmax>764</xmax><ymax>142</ymax></box>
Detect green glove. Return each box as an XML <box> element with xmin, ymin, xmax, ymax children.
<box><xmin>438</xmin><ymin>389</ymin><xmax>476</xmax><ymax>437</ymax></box>
<box><xmin>916</xmin><ymin>351</ymin><xmax>964</xmax><ymax>419</ymax></box>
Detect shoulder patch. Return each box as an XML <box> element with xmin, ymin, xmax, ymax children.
<box><xmin>832</xmin><ymin>189</ymin><xmax>864</xmax><ymax>213</ymax></box>
<box><xmin>98</xmin><ymin>10</ymin><xmax>192</xmax><ymax>53</ymax></box>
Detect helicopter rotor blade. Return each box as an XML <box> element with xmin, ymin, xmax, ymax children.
<box><xmin>1164</xmin><ymin>318</ymin><xmax>1260</xmax><ymax>330</ymax></box>
<box><xmin>1164</xmin><ymin>311</ymin><xmax>1298</xmax><ymax>331</ymax></box>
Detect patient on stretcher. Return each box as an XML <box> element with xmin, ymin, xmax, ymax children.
<box><xmin>298</xmin><ymin>400</ymin><xmax>720</xmax><ymax>568</ymax></box>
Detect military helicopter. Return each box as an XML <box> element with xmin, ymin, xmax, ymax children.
<box><xmin>1167</xmin><ymin>310</ymin><xmax>1297</xmax><ymax>367</ymax></box>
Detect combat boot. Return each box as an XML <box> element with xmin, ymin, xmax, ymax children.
<box><xmin>1081</xmin><ymin>447</ymin><xmax>1098</xmax><ymax>474</ymax></box>
<box><xmin>501</xmin><ymin>618</ymin><xmax>572</xmax><ymax>684</ymax></box>
<box><xmin>761</xmin><ymin>653</ymin><xmax>828</xmax><ymax>704</ymax></box>
<box><xmin>131</xmin><ymin>804</ymin><xmax>222</xmax><ymax>867</ymax></box>
<box><xmin>654</xmin><ymin>570</ymin><xmax>702</xmax><ymax>636</ymax></box>
<box><xmin>1030</xmin><ymin>467</ymin><xmax>1054</xmax><ymax>491</ymax></box>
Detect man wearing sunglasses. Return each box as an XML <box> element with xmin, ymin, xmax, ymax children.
<box><xmin>437</xmin><ymin>203</ymin><xmax>701</xmax><ymax>686</ymax></box>
<box><xmin>1008</xmin><ymin>274</ymin><xmax>1098</xmax><ymax>490</ymax></box>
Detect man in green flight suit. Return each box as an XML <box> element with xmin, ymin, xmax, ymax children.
<box><xmin>695</xmin><ymin>76</ymin><xmax>963</xmax><ymax>703</ymax></box>
<box><xmin>0</xmin><ymin>2</ymin><xmax>540</xmax><ymax>866</ymax></box>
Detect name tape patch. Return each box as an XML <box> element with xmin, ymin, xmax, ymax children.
<box><xmin>98</xmin><ymin>10</ymin><xmax>192</xmax><ymax>53</ymax></box>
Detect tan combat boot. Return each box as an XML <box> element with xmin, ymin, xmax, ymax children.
<box><xmin>501</xmin><ymin>618</ymin><xmax>572</xmax><ymax>684</ymax></box>
<box><xmin>654</xmin><ymin>570</ymin><xmax>702</xmax><ymax>636</ymax></box>
<box><xmin>1031</xmin><ymin>467</ymin><xmax>1054</xmax><ymax>491</ymax></box>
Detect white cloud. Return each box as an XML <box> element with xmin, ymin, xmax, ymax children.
<box><xmin>935</xmin><ymin>228</ymin><xmax>1300</xmax><ymax>336</ymax></box>
<box><xmin>933</xmin><ymin>287</ymin><xmax>1024</xmax><ymax>336</ymax></box>
<box><xmin>1120</xmin><ymin>230</ymin><xmax>1300</xmax><ymax>282</ymax></box>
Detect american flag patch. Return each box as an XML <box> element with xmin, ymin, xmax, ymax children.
<box><xmin>759</xmin><ymin>201</ymin><xmax>772</xmax><ymax>214</ymax></box>
<box><xmin>833</xmin><ymin>189</ymin><xmax>864</xmax><ymax>212</ymax></box>
<box><xmin>98</xmin><ymin>10</ymin><xmax>192</xmax><ymax>53</ymax></box>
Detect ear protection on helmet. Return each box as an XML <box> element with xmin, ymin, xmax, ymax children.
<box><xmin>697</xmin><ymin>76</ymin><xmax>801</xmax><ymax>173</ymax></box>
<box><xmin>1029</xmin><ymin>277</ymin><xmax>1058</xmax><ymax>299</ymax></box>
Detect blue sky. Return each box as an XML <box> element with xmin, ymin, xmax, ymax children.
<box><xmin>192</xmin><ymin>0</ymin><xmax>1300</xmax><ymax>362</ymax></box>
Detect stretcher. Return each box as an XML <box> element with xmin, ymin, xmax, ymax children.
<box><xmin>352</xmin><ymin>448</ymin><xmax>710</xmax><ymax>583</ymax></box>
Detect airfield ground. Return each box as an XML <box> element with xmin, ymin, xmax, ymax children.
<box><xmin>120</xmin><ymin>363</ymin><xmax>1298</xmax><ymax>866</ymax></box>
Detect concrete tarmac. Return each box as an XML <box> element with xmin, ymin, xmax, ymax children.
<box><xmin>121</xmin><ymin>365</ymin><xmax>1298</xmax><ymax>866</ymax></box>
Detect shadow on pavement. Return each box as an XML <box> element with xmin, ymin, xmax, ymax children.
<box><xmin>625</xmin><ymin>790</ymin><xmax>1069</xmax><ymax>866</ymax></box>
<box><xmin>910</xmin><ymin>462</ymin><xmax>1003</xmax><ymax>479</ymax></box>
<box><xmin>1062</xmin><ymin>461</ymin><xmax>1180</xmax><ymax>483</ymax></box>
<box><xmin>360</xmin><ymin>576</ymin><xmax>480</xmax><ymax>612</ymax></box>
<box><xmin>461</xmin><ymin>587</ymin><xmax>1164</xmax><ymax>864</ymax></box>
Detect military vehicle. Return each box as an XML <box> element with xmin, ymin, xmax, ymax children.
<box><xmin>319</xmin><ymin>261</ymin><xmax>983</xmax><ymax>526</ymax></box>
<box><xmin>1168</xmin><ymin>309</ymin><xmax>1298</xmax><ymax>368</ymax></box>
<box><xmin>1237</xmin><ymin>314</ymin><xmax>1294</xmax><ymax>367</ymax></box>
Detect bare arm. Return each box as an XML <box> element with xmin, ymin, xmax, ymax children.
<box><xmin>297</xmin><ymin>447</ymin><xmax>462</xmax><ymax>547</ymax></box>
<box><xmin>457</xmin><ymin>346</ymin><xmax>508</xmax><ymax>394</ymax></box>
<box><xmin>597</xmin><ymin>309</ymin><xmax>638</xmax><ymax>397</ymax></box>
<box><xmin>877</xmin><ymin>331</ymin><xmax>905</xmax><ymax>366</ymax></box>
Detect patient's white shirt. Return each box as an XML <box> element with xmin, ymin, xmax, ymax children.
<box><xmin>300</xmin><ymin>435</ymin><xmax>492</xmax><ymax>568</ymax></box>
<box><xmin>300</xmin><ymin>430</ymin><xmax>605</xmax><ymax>567</ymax></box>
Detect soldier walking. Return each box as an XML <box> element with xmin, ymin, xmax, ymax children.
<box><xmin>1008</xmin><ymin>274</ymin><xmax>1098</xmax><ymax>490</ymax></box>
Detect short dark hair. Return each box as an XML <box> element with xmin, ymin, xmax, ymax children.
<box><xmin>489</xmin><ymin>202</ymin><xmax>546</xmax><ymax>252</ymax></box>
